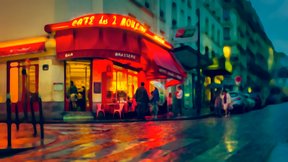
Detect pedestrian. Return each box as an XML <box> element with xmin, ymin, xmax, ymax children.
<box><xmin>134</xmin><ymin>82</ymin><xmax>149</xmax><ymax>120</ymax></box>
<box><xmin>167</xmin><ymin>92</ymin><xmax>173</xmax><ymax>118</ymax></box>
<box><xmin>151</xmin><ymin>87</ymin><xmax>160</xmax><ymax>119</ymax></box>
<box><xmin>221</xmin><ymin>89</ymin><xmax>232</xmax><ymax>117</ymax></box>
<box><xmin>67</xmin><ymin>81</ymin><xmax>78</xmax><ymax>111</ymax></box>
<box><xmin>127</xmin><ymin>96</ymin><xmax>132</xmax><ymax>112</ymax></box>
<box><xmin>175</xmin><ymin>85</ymin><xmax>183</xmax><ymax>116</ymax></box>
<box><xmin>214</xmin><ymin>90</ymin><xmax>222</xmax><ymax>117</ymax></box>
<box><xmin>78</xmin><ymin>86</ymin><xmax>86</xmax><ymax>111</ymax></box>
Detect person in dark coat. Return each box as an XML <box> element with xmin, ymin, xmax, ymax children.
<box><xmin>151</xmin><ymin>87</ymin><xmax>160</xmax><ymax>119</ymax></box>
<box><xmin>135</xmin><ymin>82</ymin><xmax>149</xmax><ymax>120</ymax></box>
<box><xmin>78</xmin><ymin>86</ymin><xmax>86</xmax><ymax>111</ymax></box>
<box><xmin>68</xmin><ymin>81</ymin><xmax>78</xmax><ymax>111</ymax></box>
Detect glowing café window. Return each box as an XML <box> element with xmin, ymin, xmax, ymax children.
<box><xmin>10</xmin><ymin>67</ymin><xmax>19</xmax><ymax>103</ymax></box>
<box><xmin>204</xmin><ymin>77</ymin><xmax>211</xmax><ymax>86</ymax></box>
<box><xmin>105</xmin><ymin>65</ymin><xmax>138</xmax><ymax>103</ymax></box>
<box><xmin>214</xmin><ymin>75</ymin><xmax>224</xmax><ymax>84</ymax></box>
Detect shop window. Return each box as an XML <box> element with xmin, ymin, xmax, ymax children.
<box><xmin>105</xmin><ymin>65</ymin><xmax>138</xmax><ymax>104</ymax></box>
<box><xmin>9</xmin><ymin>61</ymin><xmax>39</xmax><ymax>103</ymax></box>
<box><xmin>214</xmin><ymin>75</ymin><xmax>224</xmax><ymax>84</ymax></box>
<box><xmin>9</xmin><ymin>66</ymin><xmax>19</xmax><ymax>103</ymax></box>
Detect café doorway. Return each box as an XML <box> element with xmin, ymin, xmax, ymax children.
<box><xmin>65</xmin><ymin>60</ymin><xmax>91</xmax><ymax>111</ymax></box>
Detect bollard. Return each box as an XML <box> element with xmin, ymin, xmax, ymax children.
<box><xmin>38</xmin><ymin>96</ymin><xmax>44</xmax><ymax>140</ymax></box>
<box><xmin>6</xmin><ymin>94</ymin><xmax>12</xmax><ymax>148</ymax></box>
<box><xmin>30</xmin><ymin>95</ymin><xmax>37</xmax><ymax>137</ymax></box>
<box><xmin>15</xmin><ymin>102</ymin><xmax>20</xmax><ymax>131</ymax></box>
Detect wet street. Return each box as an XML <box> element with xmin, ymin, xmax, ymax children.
<box><xmin>1</xmin><ymin>102</ymin><xmax>288</xmax><ymax>161</ymax></box>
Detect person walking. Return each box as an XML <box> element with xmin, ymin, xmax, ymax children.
<box><xmin>214</xmin><ymin>90</ymin><xmax>222</xmax><ymax>117</ymax></box>
<box><xmin>135</xmin><ymin>82</ymin><xmax>149</xmax><ymax>120</ymax></box>
<box><xmin>221</xmin><ymin>89</ymin><xmax>232</xmax><ymax>117</ymax></box>
<box><xmin>167</xmin><ymin>92</ymin><xmax>173</xmax><ymax>118</ymax></box>
<box><xmin>175</xmin><ymin>85</ymin><xmax>183</xmax><ymax>116</ymax></box>
<box><xmin>151</xmin><ymin>87</ymin><xmax>160</xmax><ymax>119</ymax></box>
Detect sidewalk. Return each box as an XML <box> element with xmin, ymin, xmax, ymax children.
<box><xmin>0</xmin><ymin>124</ymin><xmax>56</xmax><ymax>158</ymax></box>
<box><xmin>45</xmin><ymin>106</ymin><xmax>213</xmax><ymax>123</ymax></box>
<box><xmin>0</xmin><ymin>106</ymin><xmax>213</xmax><ymax>124</ymax></box>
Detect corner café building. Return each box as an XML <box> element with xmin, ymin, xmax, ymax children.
<box><xmin>0</xmin><ymin>13</ymin><xmax>185</xmax><ymax>119</ymax></box>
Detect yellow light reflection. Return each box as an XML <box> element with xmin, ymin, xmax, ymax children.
<box><xmin>225</xmin><ymin>141</ymin><xmax>238</xmax><ymax>153</ymax></box>
<box><xmin>225</xmin><ymin>61</ymin><xmax>233</xmax><ymax>72</ymax></box>
<box><xmin>223</xmin><ymin>118</ymin><xmax>239</xmax><ymax>153</ymax></box>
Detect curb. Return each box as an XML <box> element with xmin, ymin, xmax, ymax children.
<box><xmin>43</xmin><ymin>113</ymin><xmax>214</xmax><ymax>124</ymax></box>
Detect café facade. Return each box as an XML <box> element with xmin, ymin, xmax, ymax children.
<box><xmin>0</xmin><ymin>13</ymin><xmax>186</xmax><ymax>119</ymax></box>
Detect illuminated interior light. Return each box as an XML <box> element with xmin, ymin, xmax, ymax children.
<box><xmin>223</xmin><ymin>46</ymin><xmax>231</xmax><ymax>59</ymax></box>
<box><xmin>184</xmin><ymin>93</ymin><xmax>190</xmax><ymax>97</ymax></box>
<box><xmin>248</xmin><ymin>87</ymin><xmax>252</xmax><ymax>93</ymax></box>
<box><xmin>225</xmin><ymin>61</ymin><xmax>233</xmax><ymax>72</ymax></box>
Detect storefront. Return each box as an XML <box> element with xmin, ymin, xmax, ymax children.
<box><xmin>0</xmin><ymin>36</ymin><xmax>56</xmax><ymax>117</ymax></box>
<box><xmin>43</xmin><ymin>13</ymin><xmax>186</xmax><ymax>116</ymax></box>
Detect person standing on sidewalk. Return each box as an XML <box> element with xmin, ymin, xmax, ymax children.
<box><xmin>151</xmin><ymin>87</ymin><xmax>160</xmax><ymax>119</ymax></box>
<box><xmin>167</xmin><ymin>92</ymin><xmax>173</xmax><ymax>118</ymax></box>
<box><xmin>135</xmin><ymin>82</ymin><xmax>149</xmax><ymax>120</ymax></box>
<box><xmin>175</xmin><ymin>85</ymin><xmax>183</xmax><ymax>116</ymax></box>
<box><xmin>214</xmin><ymin>90</ymin><xmax>222</xmax><ymax>117</ymax></box>
<box><xmin>221</xmin><ymin>89</ymin><xmax>232</xmax><ymax>117</ymax></box>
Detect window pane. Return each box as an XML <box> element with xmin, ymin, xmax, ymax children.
<box><xmin>10</xmin><ymin>67</ymin><xmax>19</xmax><ymax>102</ymax></box>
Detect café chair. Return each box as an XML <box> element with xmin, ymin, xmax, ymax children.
<box><xmin>96</xmin><ymin>103</ymin><xmax>105</xmax><ymax>118</ymax></box>
<box><xmin>113</xmin><ymin>103</ymin><xmax>125</xmax><ymax>119</ymax></box>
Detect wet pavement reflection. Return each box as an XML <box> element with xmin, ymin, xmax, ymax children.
<box><xmin>1</xmin><ymin>102</ymin><xmax>288</xmax><ymax>161</ymax></box>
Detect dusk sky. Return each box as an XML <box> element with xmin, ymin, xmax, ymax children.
<box><xmin>250</xmin><ymin>0</ymin><xmax>288</xmax><ymax>54</ymax></box>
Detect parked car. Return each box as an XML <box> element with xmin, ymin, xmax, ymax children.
<box><xmin>243</xmin><ymin>93</ymin><xmax>256</xmax><ymax>110</ymax></box>
<box><xmin>249</xmin><ymin>93</ymin><xmax>262</xmax><ymax>109</ymax></box>
<box><xmin>229</xmin><ymin>91</ymin><xmax>248</xmax><ymax>113</ymax></box>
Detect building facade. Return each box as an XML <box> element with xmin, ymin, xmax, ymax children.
<box><xmin>220</xmin><ymin>0</ymin><xmax>274</xmax><ymax>103</ymax></box>
<box><xmin>0</xmin><ymin>0</ymin><xmax>275</xmax><ymax>119</ymax></box>
<box><xmin>0</xmin><ymin>0</ymin><xmax>186</xmax><ymax>119</ymax></box>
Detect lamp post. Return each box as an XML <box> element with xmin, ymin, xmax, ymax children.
<box><xmin>196</xmin><ymin>9</ymin><xmax>201</xmax><ymax>114</ymax></box>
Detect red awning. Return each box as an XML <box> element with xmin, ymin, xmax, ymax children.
<box><xmin>165</xmin><ymin>79</ymin><xmax>181</xmax><ymax>88</ymax></box>
<box><xmin>0</xmin><ymin>42</ymin><xmax>45</xmax><ymax>57</ymax></box>
<box><xmin>142</xmin><ymin>39</ymin><xmax>186</xmax><ymax>81</ymax></box>
<box><xmin>55</xmin><ymin>28</ymin><xmax>141</xmax><ymax>62</ymax></box>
